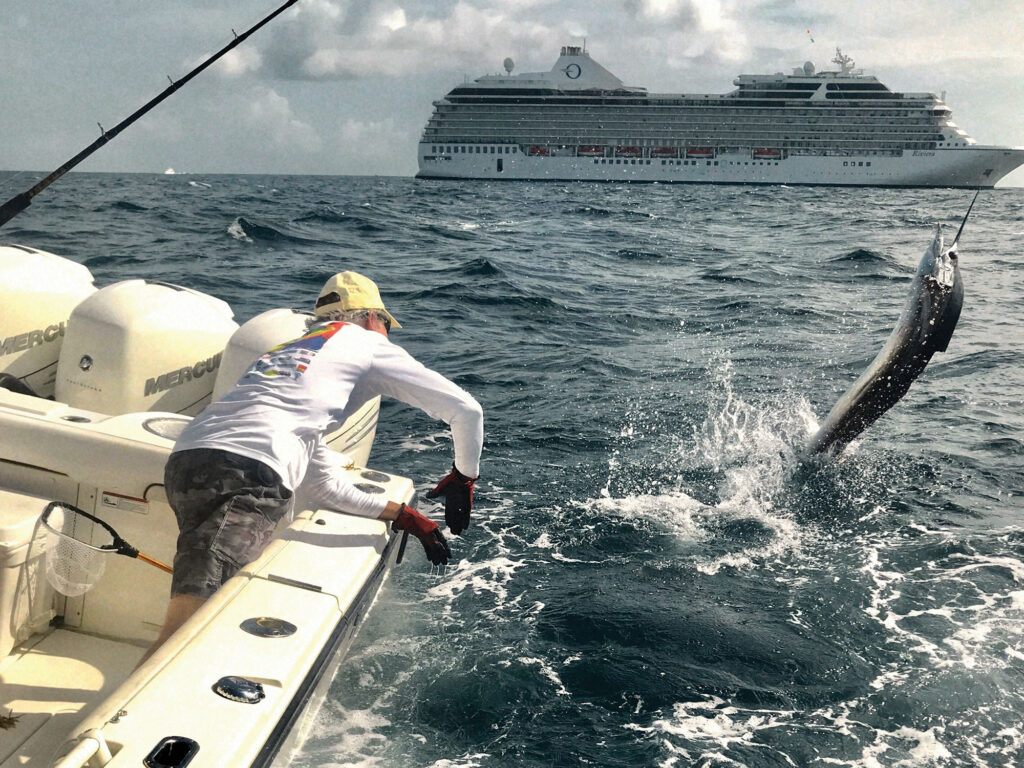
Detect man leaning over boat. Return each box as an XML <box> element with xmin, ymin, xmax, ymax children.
<box><xmin>141</xmin><ymin>271</ymin><xmax>483</xmax><ymax>663</ymax></box>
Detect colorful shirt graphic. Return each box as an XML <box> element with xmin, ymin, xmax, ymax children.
<box><xmin>246</xmin><ymin>322</ymin><xmax>345</xmax><ymax>380</ymax></box>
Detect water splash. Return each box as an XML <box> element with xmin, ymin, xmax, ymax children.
<box><xmin>687</xmin><ymin>358</ymin><xmax>816</xmax><ymax>507</ymax></box>
<box><xmin>592</xmin><ymin>358</ymin><xmax>816</xmax><ymax>573</ymax></box>
<box><xmin>227</xmin><ymin>217</ymin><xmax>252</xmax><ymax>242</ymax></box>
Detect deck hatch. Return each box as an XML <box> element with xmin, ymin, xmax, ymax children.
<box><xmin>143</xmin><ymin>736</ymin><xmax>199</xmax><ymax>768</ymax></box>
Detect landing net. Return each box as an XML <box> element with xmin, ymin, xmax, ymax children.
<box><xmin>42</xmin><ymin>504</ymin><xmax>113</xmax><ymax>597</ymax></box>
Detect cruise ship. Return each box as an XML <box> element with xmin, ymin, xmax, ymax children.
<box><xmin>416</xmin><ymin>46</ymin><xmax>1024</xmax><ymax>187</ymax></box>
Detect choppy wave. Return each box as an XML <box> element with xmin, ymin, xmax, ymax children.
<box><xmin>227</xmin><ymin>215</ymin><xmax>324</xmax><ymax>245</ymax></box>
<box><xmin>831</xmin><ymin>247</ymin><xmax>890</xmax><ymax>263</ymax></box>
<box><xmin>293</xmin><ymin>209</ymin><xmax>388</xmax><ymax>233</ymax></box>
<box><xmin>110</xmin><ymin>200</ymin><xmax>148</xmax><ymax>212</ymax></box>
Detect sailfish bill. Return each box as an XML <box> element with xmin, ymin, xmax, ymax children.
<box><xmin>805</xmin><ymin>207</ymin><xmax>972</xmax><ymax>456</ymax></box>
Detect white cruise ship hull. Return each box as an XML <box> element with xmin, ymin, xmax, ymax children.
<box><xmin>417</xmin><ymin>144</ymin><xmax>1024</xmax><ymax>188</ymax></box>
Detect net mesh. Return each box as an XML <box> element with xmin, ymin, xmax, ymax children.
<box><xmin>43</xmin><ymin>505</ymin><xmax>114</xmax><ymax>597</ymax></box>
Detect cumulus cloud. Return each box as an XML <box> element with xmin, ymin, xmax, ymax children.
<box><xmin>175</xmin><ymin>0</ymin><xmax>1024</xmax><ymax>103</ymax></box>
<box><xmin>332</xmin><ymin>116</ymin><xmax>414</xmax><ymax>175</ymax></box>
<box><xmin>629</xmin><ymin>0</ymin><xmax>698</xmax><ymax>24</ymax></box>
<box><xmin>259</xmin><ymin>0</ymin><xmax>560</xmax><ymax>80</ymax></box>
<box><xmin>740</xmin><ymin>0</ymin><xmax>1024</xmax><ymax>72</ymax></box>
<box><xmin>244</xmin><ymin>0</ymin><xmax>766</xmax><ymax>85</ymax></box>
<box><xmin>623</xmin><ymin>0</ymin><xmax>749</xmax><ymax>64</ymax></box>
<box><xmin>171</xmin><ymin>0</ymin><xmax>1024</xmax><ymax>172</ymax></box>
<box><xmin>246</xmin><ymin>87</ymin><xmax>322</xmax><ymax>153</ymax></box>
<box><xmin>216</xmin><ymin>46</ymin><xmax>263</xmax><ymax>77</ymax></box>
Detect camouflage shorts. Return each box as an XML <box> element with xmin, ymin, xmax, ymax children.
<box><xmin>164</xmin><ymin>448</ymin><xmax>293</xmax><ymax>599</ymax></box>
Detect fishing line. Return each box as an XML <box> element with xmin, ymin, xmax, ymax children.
<box><xmin>0</xmin><ymin>170</ymin><xmax>42</xmax><ymax>201</ymax></box>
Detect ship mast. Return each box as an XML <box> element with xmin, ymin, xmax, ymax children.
<box><xmin>832</xmin><ymin>48</ymin><xmax>855</xmax><ymax>74</ymax></box>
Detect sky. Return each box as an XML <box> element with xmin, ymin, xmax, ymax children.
<box><xmin>2</xmin><ymin>0</ymin><xmax>1023</xmax><ymax>185</ymax></box>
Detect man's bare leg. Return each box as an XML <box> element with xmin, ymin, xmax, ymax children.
<box><xmin>136</xmin><ymin>594</ymin><xmax>206</xmax><ymax>668</ymax></box>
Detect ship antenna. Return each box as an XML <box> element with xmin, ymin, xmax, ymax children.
<box><xmin>832</xmin><ymin>48</ymin><xmax>854</xmax><ymax>73</ymax></box>
<box><xmin>0</xmin><ymin>0</ymin><xmax>300</xmax><ymax>228</ymax></box>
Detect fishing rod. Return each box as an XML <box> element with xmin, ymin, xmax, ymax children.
<box><xmin>0</xmin><ymin>0</ymin><xmax>299</xmax><ymax>229</ymax></box>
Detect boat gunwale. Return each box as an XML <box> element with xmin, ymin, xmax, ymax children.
<box><xmin>249</xmin><ymin>526</ymin><xmax>401</xmax><ymax>768</ymax></box>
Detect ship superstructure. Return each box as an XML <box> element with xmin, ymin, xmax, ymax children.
<box><xmin>416</xmin><ymin>46</ymin><xmax>1024</xmax><ymax>186</ymax></box>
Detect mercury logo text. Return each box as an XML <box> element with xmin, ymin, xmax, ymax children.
<box><xmin>144</xmin><ymin>353</ymin><xmax>222</xmax><ymax>396</ymax></box>
<box><xmin>0</xmin><ymin>323</ymin><xmax>66</xmax><ymax>356</ymax></box>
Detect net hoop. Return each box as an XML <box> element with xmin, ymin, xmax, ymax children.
<box><xmin>41</xmin><ymin>502</ymin><xmax>116</xmax><ymax>597</ymax></box>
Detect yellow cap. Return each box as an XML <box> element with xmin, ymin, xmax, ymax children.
<box><xmin>313</xmin><ymin>271</ymin><xmax>401</xmax><ymax>328</ymax></box>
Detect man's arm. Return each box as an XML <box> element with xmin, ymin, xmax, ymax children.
<box><xmin>299</xmin><ymin>441</ymin><xmax>391</xmax><ymax>518</ymax></box>
<box><xmin>366</xmin><ymin>341</ymin><xmax>483</xmax><ymax>477</ymax></box>
<box><xmin>300</xmin><ymin>440</ymin><xmax>451</xmax><ymax>564</ymax></box>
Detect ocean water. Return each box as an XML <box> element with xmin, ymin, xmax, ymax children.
<box><xmin>3</xmin><ymin>172</ymin><xmax>1023</xmax><ymax>767</ymax></box>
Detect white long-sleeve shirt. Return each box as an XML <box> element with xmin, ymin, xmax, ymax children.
<box><xmin>173</xmin><ymin>320</ymin><xmax>484</xmax><ymax>517</ymax></box>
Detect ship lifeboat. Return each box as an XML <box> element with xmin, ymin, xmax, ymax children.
<box><xmin>578</xmin><ymin>145</ymin><xmax>606</xmax><ymax>157</ymax></box>
<box><xmin>685</xmin><ymin>147</ymin><xmax>715</xmax><ymax>159</ymax></box>
<box><xmin>528</xmin><ymin>146</ymin><xmax>550</xmax><ymax>156</ymax></box>
<box><xmin>650</xmin><ymin>147</ymin><xmax>679</xmax><ymax>158</ymax></box>
<box><xmin>614</xmin><ymin>146</ymin><xmax>643</xmax><ymax>158</ymax></box>
<box><xmin>752</xmin><ymin>148</ymin><xmax>782</xmax><ymax>159</ymax></box>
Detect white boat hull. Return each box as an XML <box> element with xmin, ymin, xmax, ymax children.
<box><xmin>417</xmin><ymin>144</ymin><xmax>1024</xmax><ymax>187</ymax></box>
<box><xmin>0</xmin><ymin>387</ymin><xmax>408</xmax><ymax>767</ymax></box>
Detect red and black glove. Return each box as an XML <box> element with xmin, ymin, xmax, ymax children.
<box><xmin>392</xmin><ymin>504</ymin><xmax>451</xmax><ymax>566</ymax></box>
<box><xmin>426</xmin><ymin>464</ymin><xmax>478</xmax><ymax>535</ymax></box>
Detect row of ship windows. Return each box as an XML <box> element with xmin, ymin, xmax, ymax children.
<box><xmin>435</xmin><ymin>108</ymin><xmax>942</xmax><ymax>120</ymax></box>
<box><xmin>430</xmin><ymin>145</ymin><xmax>517</xmax><ymax>154</ymax></box>
<box><xmin>439</xmin><ymin>101</ymin><xmax>934</xmax><ymax>109</ymax></box>
<box><xmin>430</xmin><ymin>141</ymin><xmax>934</xmax><ymax>153</ymax></box>
<box><xmin>431</xmin><ymin>135</ymin><xmax>938</xmax><ymax>145</ymax></box>
<box><xmin>593</xmin><ymin>160</ymin><xmax>785</xmax><ymax>167</ymax></box>
<box><xmin>430</xmin><ymin>130</ymin><xmax>942</xmax><ymax>140</ymax></box>
<box><xmin>431</xmin><ymin>138</ymin><xmax>935</xmax><ymax>150</ymax></box>
<box><xmin>429</xmin><ymin>134</ymin><xmax>941</xmax><ymax>144</ymax></box>
<box><xmin>430</xmin><ymin>121</ymin><xmax>945</xmax><ymax>133</ymax></box>
<box><xmin>431</xmin><ymin>154</ymin><xmax>878</xmax><ymax>168</ymax></box>
<box><xmin>428</xmin><ymin>126</ymin><xmax>941</xmax><ymax>136</ymax></box>
<box><xmin>588</xmin><ymin>160</ymin><xmax>876</xmax><ymax>168</ymax></box>
<box><xmin>589</xmin><ymin>159</ymin><xmax>784</xmax><ymax>167</ymax></box>
<box><xmin>430</xmin><ymin>124</ymin><xmax>945</xmax><ymax>137</ymax></box>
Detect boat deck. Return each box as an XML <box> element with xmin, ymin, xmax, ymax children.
<box><xmin>0</xmin><ymin>630</ymin><xmax>143</xmax><ymax>766</ymax></box>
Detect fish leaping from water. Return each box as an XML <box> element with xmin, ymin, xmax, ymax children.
<box><xmin>805</xmin><ymin>196</ymin><xmax>975</xmax><ymax>456</ymax></box>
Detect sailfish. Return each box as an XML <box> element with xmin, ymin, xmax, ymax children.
<box><xmin>805</xmin><ymin>194</ymin><xmax>976</xmax><ymax>456</ymax></box>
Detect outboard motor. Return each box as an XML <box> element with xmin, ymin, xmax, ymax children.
<box><xmin>212</xmin><ymin>308</ymin><xmax>314</xmax><ymax>402</ymax></box>
<box><xmin>0</xmin><ymin>245</ymin><xmax>96</xmax><ymax>398</ymax></box>
<box><xmin>56</xmin><ymin>280</ymin><xmax>238</xmax><ymax>415</ymax></box>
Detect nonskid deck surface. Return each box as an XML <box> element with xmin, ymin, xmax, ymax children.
<box><xmin>0</xmin><ymin>630</ymin><xmax>143</xmax><ymax>767</ymax></box>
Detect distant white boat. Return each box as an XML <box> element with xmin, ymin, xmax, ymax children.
<box><xmin>163</xmin><ymin>168</ymin><xmax>176</xmax><ymax>175</ymax></box>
